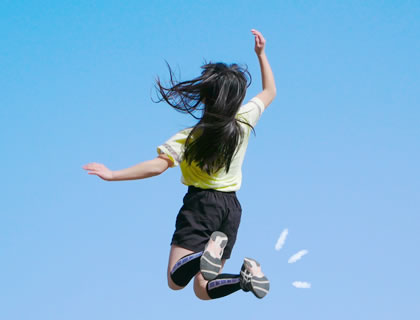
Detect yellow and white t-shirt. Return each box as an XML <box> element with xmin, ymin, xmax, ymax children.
<box><xmin>157</xmin><ymin>97</ymin><xmax>265</xmax><ymax>192</ymax></box>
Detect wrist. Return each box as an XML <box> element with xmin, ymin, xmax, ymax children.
<box><xmin>109</xmin><ymin>170</ymin><xmax>117</xmax><ymax>181</ymax></box>
<box><xmin>256</xmin><ymin>51</ymin><xmax>266</xmax><ymax>58</ymax></box>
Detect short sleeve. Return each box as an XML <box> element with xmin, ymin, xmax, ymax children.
<box><xmin>157</xmin><ymin>129</ymin><xmax>190</xmax><ymax>167</ymax></box>
<box><xmin>237</xmin><ymin>97</ymin><xmax>265</xmax><ymax>127</ymax></box>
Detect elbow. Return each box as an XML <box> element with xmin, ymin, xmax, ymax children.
<box><xmin>266</xmin><ymin>87</ymin><xmax>277</xmax><ymax>105</ymax></box>
<box><xmin>270</xmin><ymin>83</ymin><xmax>277</xmax><ymax>97</ymax></box>
<box><xmin>271</xmin><ymin>87</ymin><xmax>277</xmax><ymax>100</ymax></box>
<box><xmin>265</xmin><ymin>86</ymin><xmax>276</xmax><ymax>98</ymax></box>
<box><xmin>149</xmin><ymin>167</ymin><xmax>164</xmax><ymax>177</ymax></box>
<box><xmin>150</xmin><ymin>163</ymin><xmax>169</xmax><ymax>177</ymax></box>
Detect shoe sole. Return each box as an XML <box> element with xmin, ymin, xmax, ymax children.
<box><xmin>244</xmin><ymin>257</ymin><xmax>270</xmax><ymax>299</ymax></box>
<box><xmin>200</xmin><ymin>231</ymin><xmax>228</xmax><ymax>281</ymax></box>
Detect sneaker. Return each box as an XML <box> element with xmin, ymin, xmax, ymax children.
<box><xmin>240</xmin><ymin>257</ymin><xmax>270</xmax><ymax>299</ymax></box>
<box><xmin>200</xmin><ymin>231</ymin><xmax>228</xmax><ymax>281</ymax></box>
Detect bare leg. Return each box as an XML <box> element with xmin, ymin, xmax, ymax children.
<box><xmin>193</xmin><ymin>259</ymin><xmax>226</xmax><ymax>300</ymax></box>
<box><xmin>167</xmin><ymin>244</ymin><xmax>196</xmax><ymax>290</ymax></box>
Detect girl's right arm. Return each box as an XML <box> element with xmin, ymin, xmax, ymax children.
<box><xmin>251</xmin><ymin>29</ymin><xmax>276</xmax><ymax>108</ymax></box>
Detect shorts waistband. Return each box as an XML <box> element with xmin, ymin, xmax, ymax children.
<box><xmin>187</xmin><ymin>185</ymin><xmax>236</xmax><ymax>195</ymax></box>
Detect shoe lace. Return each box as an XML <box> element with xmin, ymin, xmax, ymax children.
<box><xmin>240</xmin><ymin>268</ymin><xmax>252</xmax><ymax>291</ymax></box>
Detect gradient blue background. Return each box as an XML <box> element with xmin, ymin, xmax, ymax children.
<box><xmin>1</xmin><ymin>1</ymin><xmax>419</xmax><ymax>319</ymax></box>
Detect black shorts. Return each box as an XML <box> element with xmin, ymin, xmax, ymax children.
<box><xmin>171</xmin><ymin>186</ymin><xmax>242</xmax><ymax>259</ymax></box>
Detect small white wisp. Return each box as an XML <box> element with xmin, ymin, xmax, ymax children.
<box><xmin>288</xmin><ymin>250</ymin><xmax>308</xmax><ymax>264</ymax></box>
<box><xmin>292</xmin><ymin>281</ymin><xmax>311</xmax><ymax>289</ymax></box>
<box><xmin>274</xmin><ymin>229</ymin><xmax>288</xmax><ymax>251</ymax></box>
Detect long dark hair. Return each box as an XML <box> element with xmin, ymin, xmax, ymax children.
<box><xmin>155</xmin><ymin>62</ymin><xmax>252</xmax><ymax>174</ymax></box>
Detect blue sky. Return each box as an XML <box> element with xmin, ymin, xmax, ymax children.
<box><xmin>1</xmin><ymin>0</ymin><xmax>419</xmax><ymax>319</ymax></box>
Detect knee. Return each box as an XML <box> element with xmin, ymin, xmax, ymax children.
<box><xmin>193</xmin><ymin>286</ymin><xmax>210</xmax><ymax>300</ymax></box>
<box><xmin>193</xmin><ymin>277</ymin><xmax>211</xmax><ymax>300</ymax></box>
<box><xmin>168</xmin><ymin>281</ymin><xmax>184</xmax><ymax>291</ymax></box>
<box><xmin>167</xmin><ymin>274</ymin><xmax>184</xmax><ymax>291</ymax></box>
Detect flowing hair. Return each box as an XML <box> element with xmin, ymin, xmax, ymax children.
<box><xmin>155</xmin><ymin>62</ymin><xmax>253</xmax><ymax>174</ymax></box>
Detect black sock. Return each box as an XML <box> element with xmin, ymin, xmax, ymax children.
<box><xmin>206</xmin><ymin>274</ymin><xmax>241</xmax><ymax>299</ymax></box>
<box><xmin>170</xmin><ymin>252</ymin><xmax>202</xmax><ymax>287</ymax></box>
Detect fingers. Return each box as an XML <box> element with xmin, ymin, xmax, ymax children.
<box><xmin>251</xmin><ymin>29</ymin><xmax>261</xmax><ymax>36</ymax></box>
<box><xmin>254</xmin><ymin>36</ymin><xmax>261</xmax><ymax>48</ymax></box>
<box><xmin>254</xmin><ymin>34</ymin><xmax>261</xmax><ymax>46</ymax></box>
<box><xmin>85</xmin><ymin>168</ymin><xmax>104</xmax><ymax>179</ymax></box>
<box><xmin>83</xmin><ymin>162</ymin><xmax>102</xmax><ymax>170</ymax></box>
<box><xmin>83</xmin><ymin>163</ymin><xmax>104</xmax><ymax>176</ymax></box>
<box><xmin>83</xmin><ymin>163</ymin><xmax>93</xmax><ymax>170</ymax></box>
<box><xmin>251</xmin><ymin>29</ymin><xmax>265</xmax><ymax>47</ymax></box>
<box><xmin>83</xmin><ymin>162</ymin><xmax>112</xmax><ymax>181</ymax></box>
<box><xmin>251</xmin><ymin>29</ymin><xmax>263</xmax><ymax>39</ymax></box>
<box><xmin>85</xmin><ymin>168</ymin><xmax>100</xmax><ymax>175</ymax></box>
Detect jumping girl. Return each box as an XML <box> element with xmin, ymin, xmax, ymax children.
<box><xmin>83</xmin><ymin>29</ymin><xmax>276</xmax><ymax>300</ymax></box>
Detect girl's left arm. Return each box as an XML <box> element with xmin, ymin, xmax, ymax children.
<box><xmin>83</xmin><ymin>154</ymin><xmax>173</xmax><ymax>181</ymax></box>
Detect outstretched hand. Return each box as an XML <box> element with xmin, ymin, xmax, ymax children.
<box><xmin>251</xmin><ymin>29</ymin><xmax>266</xmax><ymax>56</ymax></box>
<box><xmin>83</xmin><ymin>162</ymin><xmax>113</xmax><ymax>181</ymax></box>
